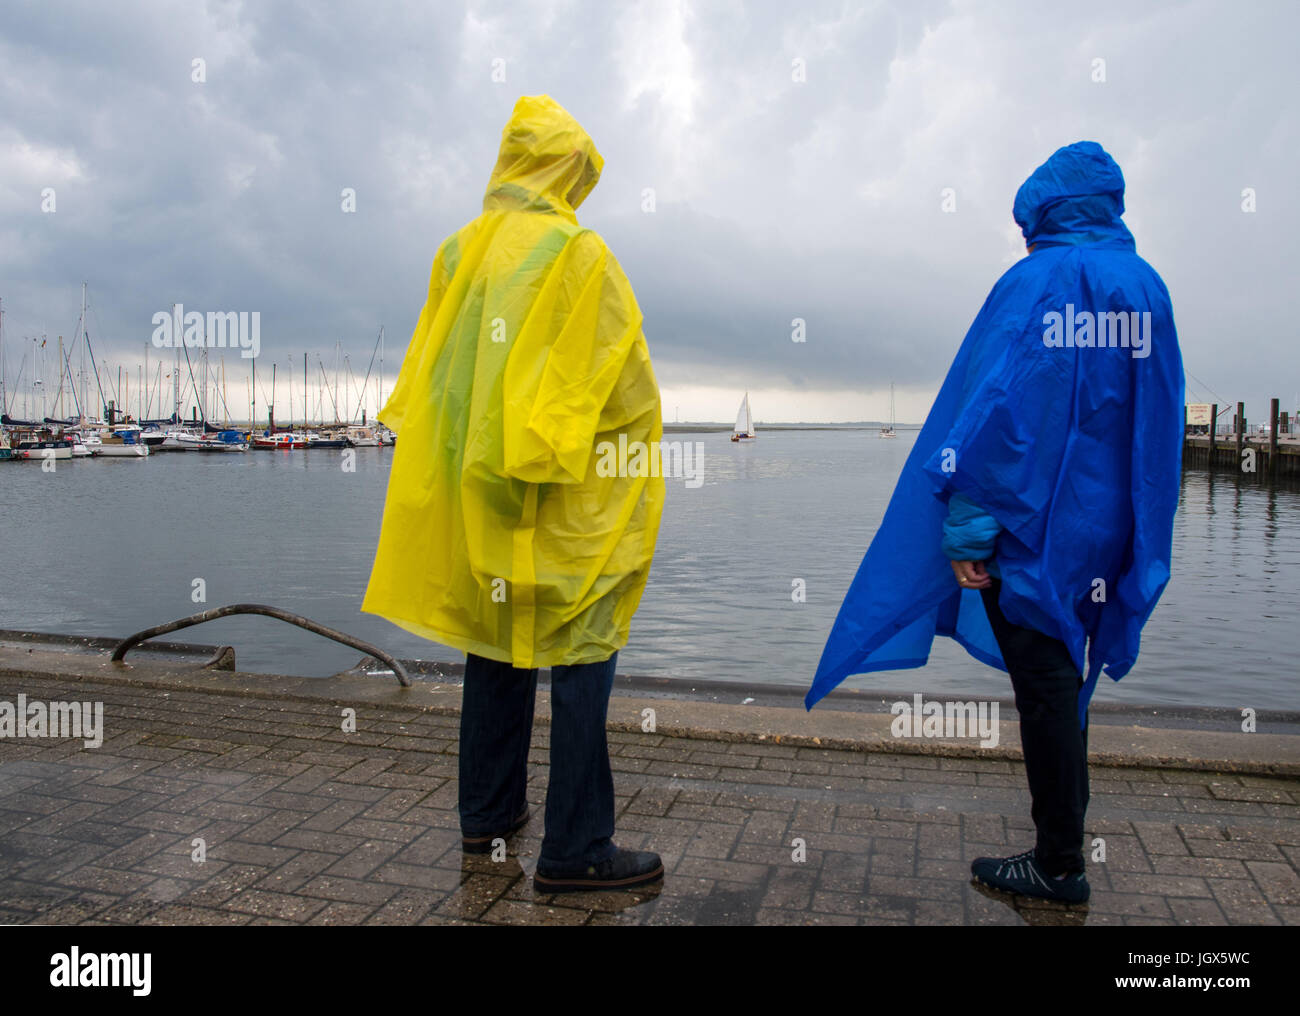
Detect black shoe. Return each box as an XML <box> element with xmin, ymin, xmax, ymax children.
<box><xmin>461</xmin><ymin>807</ymin><xmax>530</xmax><ymax>854</ymax></box>
<box><xmin>971</xmin><ymin>848</ymin><xmax>1090</xmax><ymax>903</ymax></box>
<box><xmin>534</xmin><ymin>847</ymin><xmax>664</xmax><ymax>894</ymax></box>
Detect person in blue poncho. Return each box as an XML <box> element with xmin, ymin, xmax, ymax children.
<box><xmin>807</xmin><ymin>141</ymin><xmax>1183</xmax><ymax>903</ymax></box>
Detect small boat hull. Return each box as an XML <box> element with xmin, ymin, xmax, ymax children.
<box><xmin>157</xmin><ymin>429</ymin><xmax>203</xmax><ymax>450</ymax></box>
<box><xmin>252</xmin><ymin>434</ymin><xmax>309</xmax><ymax>450</ymax></box>
<box><xmin>195</xmin><ymin>441</ymin><xmax>248</xmax><ymax>452</ymax></box>
<box><xmin>16</xmin><ymin>441</ymin><xmax>73</xmax><ymax>460</ymax></box>
<box><xmin>95</xmin><ymin>443</ymin><xmax>150</xmax><ymax>457</ymax></box>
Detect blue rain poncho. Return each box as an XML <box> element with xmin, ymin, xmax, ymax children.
<box><xmin>807</xmin><ymin>142</ymin><xmax>1184</xmax><ymax>722</ymax></box>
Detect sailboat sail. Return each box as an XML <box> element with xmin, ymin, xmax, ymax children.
<box><xmin>733</xmin><ymin>393</ymin><xmax>755</xmax><ymax>438</ymax></box>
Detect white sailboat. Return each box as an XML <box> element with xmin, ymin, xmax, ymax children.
<box><xmin>731</xmin><ymin>391</ymin><xmax>756</xmax><ymax>442</ymax></box>
<box><xmin>190</xmin><ymin>429</ymin><xmax>248</xmax><ymax>452</ymax></box>
<box><xmin>879</xmin><ymin>383</ymin><xmax>897</xmax><ymax>438</ymax></box>
<box><xmin>158</xmin><ymin>425</ymin><xmax>203</xmax><ymax>451</ymax></box>
<box><xmin>346</xmin><ymin>425</ymin><xmax>381</xmax><ymax>447</ymax></box>
<box><xmin>92</xmin><ymin>423</ymin><xmax>150</xmax><ymax>457</ymax></box>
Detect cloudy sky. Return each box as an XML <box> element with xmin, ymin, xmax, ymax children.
<box><xmin>1</xmin><ymin>0</ymin><xmax>1295</xmax><ymax>425</ymax></box>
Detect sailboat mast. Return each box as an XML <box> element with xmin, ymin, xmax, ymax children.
<box><xmin>0</xmin><ymin>296</ymin><xmax>6</xmax><ymax>417</ymax></box>
<box><xmin>55</xmin><ymin>335</ymin><xmax>64</xmax><ymax>418</ymax></box>
<box><xmin>80</xmin><ymin>283</ymin><xmax>88</xmax><ymax>423</ymax></box>
<box><xmin>172</xmin><ymin>303</ymin><xmax>181</xmax><ymax>422</ymax></box>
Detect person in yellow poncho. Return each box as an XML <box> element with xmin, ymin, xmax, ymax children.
<box><xmin>363</xmin><ymin>96</ymin><xmax>666</xmax><ymax>893</ymax></box>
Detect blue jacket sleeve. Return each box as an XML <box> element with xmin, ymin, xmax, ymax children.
<box><xmin>941</xmin><ymin>494</ymin><xmax>1002</xmax><ymax>561</ymax></box>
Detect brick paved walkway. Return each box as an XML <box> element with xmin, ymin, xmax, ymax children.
<box><xmin>0</xmin><ymin>674</ymin><xmax>1297</xmax><ymax>926</ymax></box>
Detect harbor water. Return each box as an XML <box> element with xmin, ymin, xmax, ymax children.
<box><xmin>0</xmin><ymin>428</ymin><xmax>1295</xmax><ymax>710</ymax></box>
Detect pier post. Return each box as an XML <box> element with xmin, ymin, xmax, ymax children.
<box><xmin>1236</xmin><ymin>401</ymin><xmax>1245</xmax><ymax>474</ymax></box>
<box><xmin>1208</xmin><ymin>402</ymin><xmax>1217</xmax><ymax>471</ymax></box>
<box><xmin>1269</xmin><ymin>398</ymin><xmax>1279</xmax><ymax>480</ymax></box>
<box><xmin>1182</xmin><ymin>405</ymin><xmax>1189</xmax><ymax>467</ymax></box>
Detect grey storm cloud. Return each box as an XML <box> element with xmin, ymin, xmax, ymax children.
<box><xmin>1</xmin><ymin>0</ymin><xmax>1296</xmax><ymax>418</ymax></box>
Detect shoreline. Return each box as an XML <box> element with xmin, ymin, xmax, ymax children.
<box><xmin>2</xmin><ymin>633</ymin><xmax>1295</xmax><ymax>777</ymax></box>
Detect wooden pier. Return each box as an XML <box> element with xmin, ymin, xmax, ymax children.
<box><xmin>1183</xmin><ymin>398</ymin><xmax>1300</xmax><ymax>482</ymax></box>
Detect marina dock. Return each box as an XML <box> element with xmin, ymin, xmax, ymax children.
<box><xmin>1</xmin><ymin>640</ymin><xmax>1296</xmax><ymax>926</ymax></box>
<box><xmin>1183</xmin><ymin>398</ymin><xmax>1300</xmax><ymax>481</ymax></box>
<box><xmin>1183</xmin><ymin>435</ymin><xmax>1300</xmax><ymax>480</ymax></box>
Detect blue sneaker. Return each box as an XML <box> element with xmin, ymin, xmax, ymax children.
<box><xmin>971</xmin><ymin>849</ymin><xmax>1090</xmax><ymax>903</ymax></box>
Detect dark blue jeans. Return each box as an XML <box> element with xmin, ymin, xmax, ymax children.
<box><xmin>459</xmin><ymin>651</ymin><xmax>619</xmax><ymax>871</ymax></box>
<box><xmin>980</xmin><ymin>579</ymin><xmax>1090</xmax><ymax>876</ymax></box>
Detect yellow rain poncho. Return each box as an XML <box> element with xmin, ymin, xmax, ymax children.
<box><xmin>363</xmin><ymin>95</ymin><xmax>665</xmax><ymax>669</ymax></box>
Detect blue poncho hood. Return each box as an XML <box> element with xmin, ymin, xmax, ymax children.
<box><xmin>807</xmin><ymin>141</ymin><xmax>1184</xmax><ymax>723</ymax></box>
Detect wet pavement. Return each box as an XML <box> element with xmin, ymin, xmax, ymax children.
<box><xmin>0</xmin><ymin>668</ymin><xmax>1297</xmax><ymax>926</ymax></box>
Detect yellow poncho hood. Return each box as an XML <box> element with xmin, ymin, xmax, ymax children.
<box><xmin>363</xmin><ymin>95</ymin><xmax>664</xmax><ymax>669</ymax></box>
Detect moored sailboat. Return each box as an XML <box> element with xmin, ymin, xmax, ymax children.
<box><xmin>192</xmin><ymin>429</ymin><xmax>248</xmax><ymax>452</ymax></box>
<box><xmin>305</xmin><ymin>430</ymin><xmax>349</xmax><ymax>449</ymax></box>
<box><xmin>12</xmin><ymin>430</ymin><xmax>74</xmax><ymax>460</ymax></box>
<box><xmin>94</xmin><ymin>423</ymin><xmax>150</xmax><ymax>457</ymax></box>
<box><xmin>346</xmin><ymin>425</ymin><xmax>381</xmax><ymax>447</ymax></box>
<box><xmin>252</xmin><ymin>431</ymin><xmax>309</xmax><ymax>450</ymax></box>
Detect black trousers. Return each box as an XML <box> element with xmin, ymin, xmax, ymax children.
<box><xmin>980</xmin><ymin>578</ymin><xmax>1089</xmax><ymax>875</ymax></box>
<box><xmin>459</xmin><ymin>653</ymin><xmax>619</xmax><ymax>869</ymax></box>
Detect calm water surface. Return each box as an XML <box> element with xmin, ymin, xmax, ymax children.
<box><xmin>1</xmin><ymin>430</ymin><xmax>1296</xmax><ymax>709</ymax></box>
